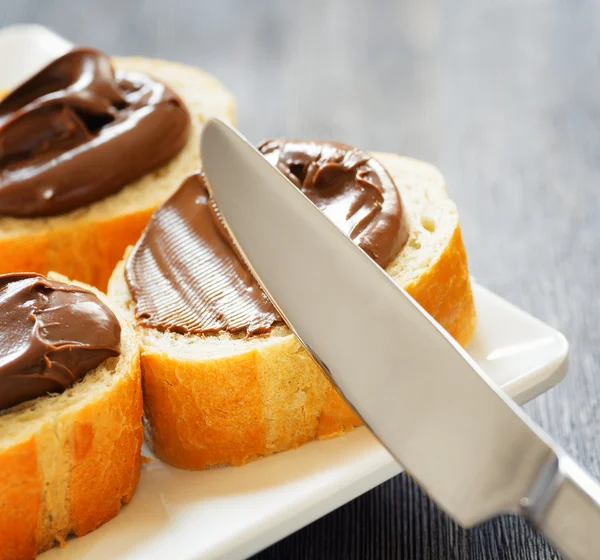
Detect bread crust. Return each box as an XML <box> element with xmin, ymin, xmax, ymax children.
<box><xmin>0</xmin><ymin>282</ymin><xmax>143</xmax><ymax>559</ymax></box>
<box><xmin>405</xmin><ymin>225</ymin><xmax>476</xmax><ymax>347</ymax></box>
<box><xmin>0</xmin><ymin>58</ymin><xmax>235</xmax><ymax>291</ymax></box>
<box><xmin>0</xmin><ymin>209</ymin><xmax>154</xmax><ymax>293</ymax></box>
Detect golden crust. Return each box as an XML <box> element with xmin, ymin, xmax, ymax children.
<box><xmin>68</xmin><ymin>361</ymin><xmax>142</xmax><ymax>539</ymax></box>
<box><xmin>117</xmin><ymin>219</ymin><xmax>475</xmax><ymax>470</ymax></box>
<box><xmin>0</xmin><ymin>439</ymin><xmax>40</xmax><ymax>559</ymax></box>
<box><xmin>142</xmin><ymin>349</ymin><xmax>265</xmax><ymax>468</ymax></box>
<box><xmin>0</xmin><ymin>311</ymin><xmax>143</xmax><ymax>559</ymax></box>
<box><xmin>0</xmin><ymin>208</ymin><xmax>154</xmax><ymax>292</ymax></box>
<box><xmin>405</xmin><ymin>225</ymin><xmax>477</xmax><ymax>347</ymax></box>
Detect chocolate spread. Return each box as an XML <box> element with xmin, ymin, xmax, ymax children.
<box><xmin>0</xmin><ymin>48</ymin><xmax>190</xmax><ymax>217</ymax></box>
<box><xmin>125</xmin><ymin>140</ymin><xmax>409</xmax><ymax>336</ymax></box>
<box><xmin>0</xmin><ymin>273</ymin><xmax>121</xmax><ymax>411</ymax></box>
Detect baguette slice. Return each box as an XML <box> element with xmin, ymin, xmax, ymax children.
<box><xmin>0</xmin><ymin>57</ymin><xmax>235</xmax><ymax>291</ymax></box>
<box><xmin>0</xmin><ymin>274</ymin><xmax>143</xmax><ymax>559</ymax></box>
<box><xmin>109</xmin><ymin>152</ymin><xmax>476</xmax><ymax>470</ymax></box>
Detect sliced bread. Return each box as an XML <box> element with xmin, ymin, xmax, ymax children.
<box><xmin>0</xmin><ymin>57</ymin><xmax>235</xmax><ymax>291</ymax></box>
<box><xmin>109</xmin><ymin>152</ymin><xmax>476</xmax><ymax>470</ymax></box>
<box><xmin>0</xmin><ymin>274</ymin><xmax>142</xmax><ymax>558</ymax></box>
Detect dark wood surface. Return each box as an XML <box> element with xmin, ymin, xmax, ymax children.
<box><xmin>2</xmin><ymin>1</ymin><xmax>599</xmax><ymax>558</ymax></box>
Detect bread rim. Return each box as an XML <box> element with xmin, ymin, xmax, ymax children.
<box><xmin>0</xmin><ymin>57</ymin><xmax>235</xmax><ymax>291</ymax></box>
<box><xmin>108</xmin><ymin>152</ymin><xmax>477</xmax><ymax>470</ymax></box>
<box><xmin>0</xmin><ymin>274</ymin><xmax>143</xmax><ymax>559</ymax></box>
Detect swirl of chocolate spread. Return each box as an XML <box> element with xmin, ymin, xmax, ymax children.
<box><xmin>0</xmin><ymin>273</ymin><xmax>121</xmax><ymax>412</ymax></box>
<box><xmin>125</xmin><ymin>140</ymin><xmax>409</xmax><ymax>336</ymax></box>
<box><xmin>0</xmin><ymin>47</ymin><xmax>190</xmax><ymax>217</ymax></box>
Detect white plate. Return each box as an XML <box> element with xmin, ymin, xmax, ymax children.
<box><xmin>39</xmin><ymin>283</ymin><xmax>567</xmax><ymax>560</ymax></box>
<box><xmin>0</xmin><ymin>24</ymin><xmax>72</xmax><ymax>90</ymax></box>
<box><xmin>0</xmin><ymin>25</ymin><xmax>569</xmax><ymax>560</ymax></box>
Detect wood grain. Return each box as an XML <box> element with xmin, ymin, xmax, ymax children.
<box><xmin>1</xmin><ymin>0</ymin><xmax>598</xmax><ymax>558</ymax></box>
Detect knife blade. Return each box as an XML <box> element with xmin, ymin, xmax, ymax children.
<box><xmin>200</xmin><ymin>118</ymin><xmax>600</xmax><ymax>559</ymax></box>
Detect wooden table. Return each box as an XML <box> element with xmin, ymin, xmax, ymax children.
<box><xmin>3</xmin><ymin>1</ymin><xmax>598</xmax><ymax>558</ymax></box>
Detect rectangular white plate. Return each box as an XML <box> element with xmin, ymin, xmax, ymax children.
<box><xmin>0</xmin><ymin>25</ymin><xmax>569</xmax><ymax>560</ymax></box>
<box><xmin>40</xmin><ymin>283</ymin><xmax>568</xmax><ymax>560</ymax></box>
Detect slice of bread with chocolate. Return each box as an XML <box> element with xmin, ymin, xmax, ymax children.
<box><xmin>0</xmin><ymin>48</ymin><xmax>235</xmax><ymax>291</ymax></box>
<box><xmin>0</xmin><ymin>273</ymin><xmax>142</xmax><ymax>558</ymax></box>
<box><xmin>109</xmin><ymin>141</ymin><xmax>476</xmax><ymax>470</ymax></box>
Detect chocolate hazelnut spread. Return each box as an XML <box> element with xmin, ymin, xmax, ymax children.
<box><xmin>125</xmin><ymin>140</ymin><xmax>409</xmax><ymax>336</ymax></box>
<box><xmin>0</xmin><ymin>273</ymin><xmax>121</xmax><ymax>412</ymax></box>
<box><xmin>0</xmin><ymin>47</ymin><xmax>190</xmax><ymax>217</ymax></box>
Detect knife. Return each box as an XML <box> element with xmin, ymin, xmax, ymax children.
<box><xmin>200</xmin><ymin>118</ymin><xmax>600</xmax><ymax>559</ymax></box>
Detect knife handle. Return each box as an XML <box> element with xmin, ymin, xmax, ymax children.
<box><xmin>527</xmin><ymin>455</ymin><xmax>600</xmax><ymax>559</ymax></box>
